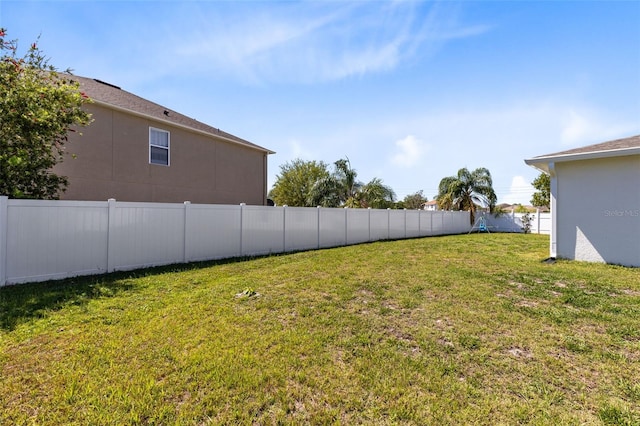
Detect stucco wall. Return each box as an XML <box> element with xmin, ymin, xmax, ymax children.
<box><xmin>555</xmin><ymin>155</ymin><xmax>640</xmax><ymax>267</ymax></box>
<box><xmin>53</xmin><ymin>104</ymin><xmax>268</xmax><ymax>205</ymax></box>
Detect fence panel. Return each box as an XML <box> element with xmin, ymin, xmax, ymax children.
<box><xmin>6</xmin><ymin>200</ymin><xmax>108</xmax><ymax>283</ymax></box>
<box><xmin>186</xmin><ymin>204</ymin><xmax>242</xmax><ymax>261</ymax></box>
<box><xmin>431</xmin><ymin>211</ymin><xmax>444</xmax><ymax>235</ymax></box>
<box><xmin>370</xmin><ymin>209</ymin><xmax>389</xmax><ymax>241</ymax></box>
<box><xmin>110</xmin><ymin>202</ymin><xmax>186</xmax><ymax>270</ymax></box>
<box><xmin>537</xmin><ymin>214</ymin><xmax>551</xmax><ymax>234</ymax></box>
<box><xmin>419</xmin><ymin>211</ymin><xmax>433</xmax><ymax>236</ymax></box>
<box><xmin>446</xmin><ymin>211</ymin><xmax>469</xmax><ymax>234</ymax></box>
<box><xmin>346</xmin><ymin>209</ymin><xmax>370</xmax><ymax>245</ymax></box>
<box><xmin>284</xmin><ymin>207</ymin><xmax>319</xmax><ymax>252</ymax></box>
<box><xmin>405</xmin><ymin>210</ymin><xmax>421</xmax><ymax>238</ymax></box>
<box><xmin>241</xmin><ymin>205</ymin><xmax>285</xmax><ymax>256</ymax></box>
<box><xmin>389</xmin><ymin>210</ymin><xmax>406</xmax><ymax>239</ymax></box>
<box><xmin>319</xmin><ymin>208</ymin><xmax>347</xmax><ymax>248</ymax></box>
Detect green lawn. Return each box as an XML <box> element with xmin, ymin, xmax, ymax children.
<box><xmin>1</xmin><ymin>234</ymin><xmax>638</xmax><ymax>425</ymax></box>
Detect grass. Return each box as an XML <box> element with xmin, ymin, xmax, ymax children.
<box><xmin>0</xmin><ymin>233</ymin><xmax>638</xmax><ymax>425</ymax></box>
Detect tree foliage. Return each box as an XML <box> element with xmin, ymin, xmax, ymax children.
<box><xmin>270</xmin><ymin>157</ymin><xmax>396</xmax><ymax>209</ymax></box>
<box><xmin>436</xmin><ymin>167</ymin><xmax>497</xmax><ymax>225</ymax></box>
<box><xmin>310</xmin><ymin>158</ymin><xmax>395</xmax><ymax>208</ymax></box>
<box><xmin>399</xmin><ymin>190</ymin><xmax>428</xmax><ymax>210</ymax></box>
<box><xmin>530</xmin><ymin>172</ymin><xmax>550</xmax><ymax>208</ymax></box>
<box><xmin>268</xmin><ymin>159</ymin><xmax>330</xmax><ymax>206</ymax></box>
<box><xmin>0</xmin><ymin>29</ymin><xmax>92</xmax><ymax>199</ymax></box>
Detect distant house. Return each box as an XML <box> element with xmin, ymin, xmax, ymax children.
<box><xmin>423</xmin><ymin>200</ymin><xmax>439</xmax><ymax>211</ymax></box>
<box><xmin>525</xmin><ymin>135</ymin><xmax>640</xmax><ymax>267</ymax></box>
<box><xmin>53</xmin><ymin>76</ymin><xmax>274</xmax><ymax>205</ymax></box>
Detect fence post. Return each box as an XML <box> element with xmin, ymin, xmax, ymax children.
<box><xmin>107</xmin><ymin>198</ymin><xmax>117</xmax><ymax>273</ymax></box>
<box><xmin>404</xmin><ymin>209</ymin><xmax>407</xmax><ymax>238</ymax></box>
<box><xmin>368</xmin><ymin>207</ymin><xmax>372</xmax><ymax>242</ymax></box>
<box><xmin>344</xmin><ymin>207</ymin><xmax>348</xmax><ymax>246</ymax></box>
<box><xmin>317</xmin><ymin>206</ymin><xmax>321</xmax><ymax>249</ymax></box>
<box><xmin>183</xmin><ymin>201</ymin><xmax>191</xmax><ymax>262</ymax></box>
<box><xmin>430</xmin><ymin>210</ymin><xmax>433</xmax><ymax>235</ymax></box>
<box><xmin>239</xmin><ymin>203</ymin><xmax>245</xmax><ymax>256</ymax></box>
<box><xmin>283</xmin><ymin>205</ymin><xmax>287</xmax><ymax>253</ymax></box>
<box><xmin>387</xmin><ymin>208</ymin><xmax>391</xmax><ymax>240</ymax></box>
<box><xmin>0</xmin><ymin>196</ymin><xmax>8</xmax><ymax>286</ymax></box>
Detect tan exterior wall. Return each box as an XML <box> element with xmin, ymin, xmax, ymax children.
<box><xmin>53</xmin><ymin>104</ymin><xmax>268</xmax><ymax>205</ymax></box>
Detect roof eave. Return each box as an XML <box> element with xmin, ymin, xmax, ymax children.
<box><xmin>91</xmin><ymin>98</ymin><xmax>275</xmax><ymax>155</ymax></box>
<box><xmin>525</xmin><ymin>146</ymin><xmax>640</xmax><ymax>174</ymax></box>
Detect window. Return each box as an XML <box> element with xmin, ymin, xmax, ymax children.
<box><xmin>149</xmin><ymin>127</ymin><xmax>170</xmax><ymax>165</ymax></box>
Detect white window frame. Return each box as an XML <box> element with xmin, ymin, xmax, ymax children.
<box><xmin>149</xmin><ymin>127</ymin><xmax>170</xmax><ymax>166</ymax></box>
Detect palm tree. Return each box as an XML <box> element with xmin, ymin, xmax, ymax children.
<box><xmin>436</xmin><ymin>167</ymin><xmax>497</xmax><ymax>225</ymax></box>
<box><xmin>309</xmin><ymin>158</ymin><xmax>358</xmax><ymax>207</ymax></box>
<box><xmin>310</xmin><ymin>158</ymin><xmax>395</xmax><ymax>208</ymax></box>
<box><xmin>356</xmin><ymin>177</ymin><xmax>396</xmax><ymax>209</ymax></box>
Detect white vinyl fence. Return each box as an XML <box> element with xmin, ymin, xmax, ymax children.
<box><xmin>0</xmin><ymin>197</ymin><xmax>471</xmax><ymax>286</ymax></box>
<box><xmin>480</xmin><ymin>211</ymin><xmax>551</xmax><ymax>234</ymax></box>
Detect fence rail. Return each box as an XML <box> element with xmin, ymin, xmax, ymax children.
<box><xmin>0</xmin><ymin>197</ymin><xmax>471</xmax><ymax>286</ymax></box>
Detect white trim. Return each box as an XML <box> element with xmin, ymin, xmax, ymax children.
<box><xmin>548</xmin><ymin>162</ymin><xmax>557</xmax><ymax>258</ymax></box>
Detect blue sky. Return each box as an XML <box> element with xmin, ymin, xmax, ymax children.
<box><xmin>3</xmin><ymin>1</ymin><xmax>639</xmax><ymax>204</ymax></box>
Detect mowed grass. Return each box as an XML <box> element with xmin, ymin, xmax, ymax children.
<box><xmin>0</xmin><ymin>234</ymin><xmax>638</xmax><ymax>425</ymax></box>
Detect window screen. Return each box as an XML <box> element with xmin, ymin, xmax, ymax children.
<box><xmin>150</xmin><ymin>127</ymin><xmax>170</xmax><ymax>165</ymax></box>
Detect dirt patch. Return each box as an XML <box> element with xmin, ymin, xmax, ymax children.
<box><xmin>507</xmin><ymin>347</ymin><xmax>533</xmax><ymax>359</ymax></box>
<box><xmin>515</xmin><ymin>299</ymin><xmax>538</xmax><ymax>308</ymax></box>
<box><xmin>434</xmin><ymin>318</ymin><xmax>454</xmax><ymax>330</ymax></box>
<box><xmin>509</xmin><ymin>281</ymin><xmax>527</xmax><ymax>290</ymax></box>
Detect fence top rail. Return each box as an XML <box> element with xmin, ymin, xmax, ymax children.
<box><xmin>6</xmin><ymin>199</ymin><xmax>108</xmax><ymax>208</ymax></box>
<box><xmin>1</xmin><ymin>196</ymin><xmax>475</xmax><ymax>216</ymax></box>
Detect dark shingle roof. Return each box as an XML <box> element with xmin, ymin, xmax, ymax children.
<box><xmin>530</xmin><ymin>134</ymin><xmax>640</xmax><ymax>159</ymax></box>
<box><xmin>71</xmin><ymin>75</ymin><xmax>274</xmax><ymax>154</ymax></box>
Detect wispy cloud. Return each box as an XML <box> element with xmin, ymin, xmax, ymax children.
<box><xmin>167</xmin><ymin>1</ymin><xmax>491</xmax><ymax>85</ymax></box>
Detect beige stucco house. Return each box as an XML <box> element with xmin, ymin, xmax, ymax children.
<box><xmin>53</xmin><ymin>76</ymin><xmax>274</xmax><ymax>205</ymax></box>
<box><xmin>525</xmin><ymin>135</ymin><xmax>640</xmax><ymax>267</ymax></box>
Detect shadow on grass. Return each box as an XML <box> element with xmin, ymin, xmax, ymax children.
<box><xmin>0</xmin><ymin>255</ymin><xmax>268</xmax><ymax>332</ymax></box>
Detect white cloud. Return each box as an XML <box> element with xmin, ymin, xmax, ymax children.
<box><xmin>561</xmin><ymin>110</ymin><xmax>594</xmax><ymax>146</ymax></box>
<box><xmin>501</xmin><ymin>176</ymin><xmax>534</xmax><ymax>206</ymax></box>
<box><xmin>560</xmin><ymin>109</ymin><xmax>636</xmax><ymax>147</ymax></box>
<box><xmin>391</xmin><ymin>135</ymin><xmax>428</xmax><ymax>167</ymax></box>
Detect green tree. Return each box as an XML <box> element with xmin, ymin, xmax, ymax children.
<box><xmin>310</xmin><ymin>158</ymin><xmax>395</xmax><ymax>208</ymax></box>
<box><xmin>400</xmin><ymin>190</ymin><xmax>428</xmax><ymax>210</ymax></box>
<box><xmin>357</xmin><ymin>177</ymin><xmax>396</xmax><ymax>209</ymax></box>
<box><xmin>268</xmin><ymin>159</ymin><xmax>330</xmax><ymax>206</ymax></box>
<box><xmin>530</xmin><ymin>172</ymin><xmax>550</xmax><ymax>208</ymax></box>
<box><xmin>436</xmin><ymin>167</ymin><xmax>497</xmax><ymax>225</ymax></box>
<box><xmin>0</xmin><ymin>29</ymin><xmax>92</xmax><ymax>199</ymax></box>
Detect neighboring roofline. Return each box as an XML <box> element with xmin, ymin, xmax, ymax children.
<box><xmin>524</xmin><ymin>145</ymin><xmax>640</xmax><ymax>174</ymax></box>
<box><xmin>70</xmin><ymin>74</ymin><xmax>275</xmax><ymax>155</ymax></box>
<box><xmin>90</xmin><ymin>98</ymin><xmax>276</xmax><ymax>155</ymax></box>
